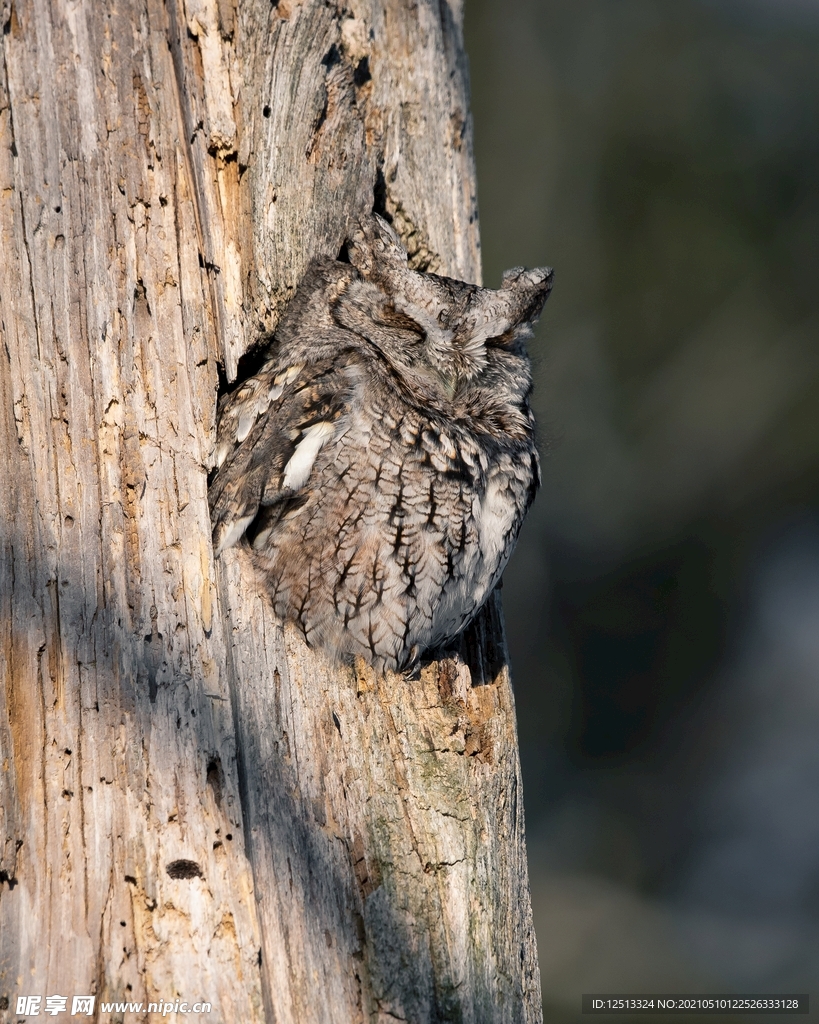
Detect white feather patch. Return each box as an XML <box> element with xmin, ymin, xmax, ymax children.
<box><xmin>251</xmin><ymin>526</ymin><xmax>274</xmax><ymax>552</ymax></box>
<box><xmin>282</xmin><ymin>421</ymin><xmax>336</xmax><ymax>491</ymax></box>
<box><xmin>215</xmin><ymin>440</ymin><xmax>232</xmax><ymax>468</ymax></box>
<box><xmin>479</xmin><ymin>476</ymin><xmax>517</xmax><ymax>568</ymax></box>
<box><xmin>215</xmin><ymin>513</ymin><xmax>255</xmax><ymax>555</ymax></box>
<box><xmin>235</xmin><ymin>409</ymin><xmax>257</xmax><ymax>443</ymax></box>
<box><xmin>274</xmin><ymin>363</ymin><xmax>303</xmax><ymax>386</ymax></box>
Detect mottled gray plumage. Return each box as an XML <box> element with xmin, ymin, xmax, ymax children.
<box><xmin>209</xmin><ymin>215</ymin><xmax>552</xmax><ymax>670</ymax></box>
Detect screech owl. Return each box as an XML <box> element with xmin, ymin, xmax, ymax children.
<box><xmin>209</xmin><ymin>215</ymin><xmax>553</xmax><ymax>671</ymax></box>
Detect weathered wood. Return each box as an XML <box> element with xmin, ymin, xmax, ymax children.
<box><xmin>0</xmin><ymin>0</ymin><xmax>541</xmax><ymax>1020</ymax></box>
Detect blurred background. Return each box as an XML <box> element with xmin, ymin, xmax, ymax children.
<box><xmin>463</xmin><ymin>0</ymin><xmax>819</xmax><ymax>1016</ymax></box>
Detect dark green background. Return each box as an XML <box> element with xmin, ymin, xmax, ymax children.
<box><xmin>464</xmin><ymin>0</ymin><xmax>819</xmax><ymax>1012</ymax></box>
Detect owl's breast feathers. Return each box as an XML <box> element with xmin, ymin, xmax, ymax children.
<box><xmin>209</xmin><ymin>214</ymin><xmax>552</xmax><ymax>670</ymax></box>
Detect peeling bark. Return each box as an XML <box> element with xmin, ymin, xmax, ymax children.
<box><xmin>0</xmin><ymin>0</ymin><xmax>541</xmax><ymax>1020</ymax></box>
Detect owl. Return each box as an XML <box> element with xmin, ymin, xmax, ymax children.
<box><xmin>209</xmin><ymin>215</ymin><xmax>552</xmax><ymax>671</ymax></box>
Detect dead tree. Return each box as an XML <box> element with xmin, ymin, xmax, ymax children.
<box><xmin>0</xmin><ymin>0</ymin><xmax>541</xmax><ymax>1019</ymax></box>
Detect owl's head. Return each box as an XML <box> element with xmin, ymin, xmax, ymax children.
<box><xmin>334</xmin><ymin>215</ymin><xmax>553</xmax><ymax>397</ymax></box>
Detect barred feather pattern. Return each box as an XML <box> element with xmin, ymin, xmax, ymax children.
<box><xmin>209</xmin><ymin>215</ymin><xmax>553</xmax><ymax>671</ymax></box>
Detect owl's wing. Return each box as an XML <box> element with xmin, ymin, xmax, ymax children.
<box><xmin>209</xmin><ymin>355</ymin><xmax>357</xmax><ymax>556</ymax></box>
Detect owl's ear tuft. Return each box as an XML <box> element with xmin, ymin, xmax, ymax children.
<box><xmin>370</xmin><ymin>213</ymin><xmax>404</xmax><ymax>252</ymax></box>
<box><xmin>348</xmin><ymin>213</ymin><xmax>408</xmax><ymax>278</ymax></box>
<box><xmin>465</xmin><ymin>267</ymin><xmax>553</xmax><ymax>350</ymax></box>
<box><xmin>501</xmin><ymin>265</ymin><xmax>554</xmax><ymax>304</ymax></box>
<box><xmin>501</xmin><ymin>266</ymin><xmax>526</xmax><ymax>288</ymax></box>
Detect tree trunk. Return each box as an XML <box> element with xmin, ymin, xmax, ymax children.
<box><xmin>0</xmin><ymin>0</ymin><xmax>541</xmax><ymax>1020</ymax></box>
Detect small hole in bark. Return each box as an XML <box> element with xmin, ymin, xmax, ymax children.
<box><xmin>54</xmin><ymin>205</ymin><xmax>61</xmax><ymax>213</ymax></box>
<box><xmin>353</xmin><ymin>57</ymin><xmax>371</xmax><ymax>87</ymax></box>
<box><xmin>373</xmin><ymin>167</ymin><xmax>391</xmax><ymax>222</ymax></box>
<box><xmin>226</xmin><ymin>833</ymin><xmax>233</xmax><ymax>841</ymax></box>
<box><xmin>332</xmin><ymin>711</ymin><xmax>342</xmax><ymax>735</ymax></box>
<box><xmin>124</xmin><ymin>875</ymin><xmax>137</xmax><ymax>885</ymax></box>
<box><xmin>321</xmin><ymin>44</ymin><xmax>341</xmax><ymax>69</ymax></box>
<box><xmin>206</xmin><ymin>756</ymin><xmax>223</xmax><ymax>806</ymax></box>
<box><xmin>166</xmin><ymin>859</ymin><xmax>203</xmax><ymax>880</ymax></box>
<box><xmin>262</xmin><ymin>104</ymin><xmax>271</xmax><ymax>118</ymax></box>
<box><xmin>120</xmin><ymin>920</ymin><xmax>126</xmax><ymax>927</ymax></box>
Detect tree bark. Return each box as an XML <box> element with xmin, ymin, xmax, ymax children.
<box><xmin>0</xmin><ymin>0</ymin><xmax>541</xmax><ymax>1020</ymax></box>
